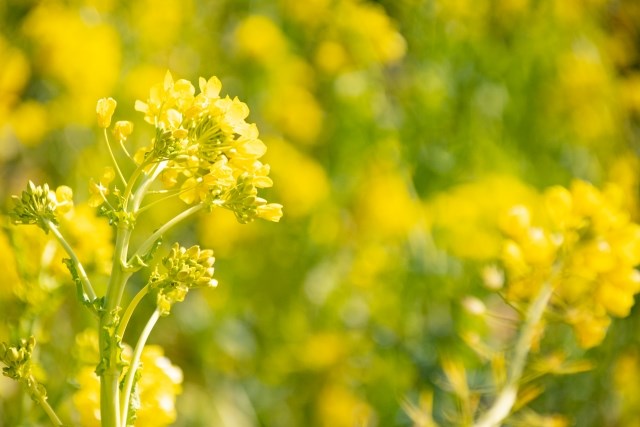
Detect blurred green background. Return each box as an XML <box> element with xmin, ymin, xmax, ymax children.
<box><xmin>2</xmin><ymin>0</ymin><xmax>640</xmax><ymax>425</ymax></box>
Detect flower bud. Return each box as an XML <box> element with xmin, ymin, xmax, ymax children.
<box><xmin>8</xmin><ymin>347</ymin><xmax>20</xmax><ymax>362</ymax></box>
<box><xmin>96</xmin><ymin>97</ymin><xmax>117</xmax><ymax>128</ymax></box>
<box><xmin>113</xmin><ymin>120</ymin><xmax>134</xmax><ymax>141</ymax></box>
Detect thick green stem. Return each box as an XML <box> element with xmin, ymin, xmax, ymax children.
<box><xmin>473</xmin><ymin>281</ymin><xmax>554</xmax><ymax>427</ymax></box>
<box><xmin>99</xmin><ymin>159</ymin><xmax>167</xmax><ymax>426</ymax></box>
<box><xmin>120</xmin><ymin>309</ymin><xmax>161</xmax><ymax>426</ymax></box>
<box><xmin>99</xmin><ymin>224</ymin><xmax>133</xmax><ymax>427</ymax></box>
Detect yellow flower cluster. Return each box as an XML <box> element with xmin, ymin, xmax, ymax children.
<box><xmin>498</xmin><ymin>180</ymin><xmax>640</xmax><ymax>348</ymax></box>
<box><xmin>131</xmin><ymin>72</ymin><xmax>282</xmax><ymax>223</ymax></box>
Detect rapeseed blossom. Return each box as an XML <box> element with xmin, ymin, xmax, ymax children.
<box><xmin>498</xmin><ymin>180</ymin><xmax>640</xmax><ymax>348</ymax></box>
<box><xmin>130</xmin><ymin>72</ymin><xmax>282</xmax><ymax>223</ymax></box>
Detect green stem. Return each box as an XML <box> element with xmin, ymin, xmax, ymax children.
<box><xmin>46</xmin><ymin>221</ymin><xmax>97</xmax><ymax>301</ymax></box>
<box><xmin>135</xmin><ymin>184</ymin><xmax>196</xmax><ymax>215</ymax></box>
<box><xmin>473</xmin><ymin>281</ymin><xmax>554</xmax><ymax>427</ymax></box>
<box><xmin>24</xmin><ymin>375</ymin><xmax>63</xmax><ymax>426</ymax></box>
<box><xmin>104</xmin><ymin>129</ymin><xmax>126</xmax><ymax>186</ymax></box>
<box><xmin>122</xmin><ymin>161</ymin><xmax>151</xmax><ymax>212</ymax></box>
<box><xmin>130</xmin><ymin>161</ymin><xmax>167</xmax><ymax>213</ymax></box>
<box><xmin>116</xmin><ymin>284</ymin><xmax>150</xmax><ymax>339</ymax></box>
<box><xmin>120</xmin><ymin>309</ymin><xmax>161</xmax><ymax>426</ymax></box>
<box><xmin>99</xmin><ymin>223</ymin><xmax>133</xmax><ymax>427</ymax></box>
<box><xmin>129</xmin><ymin>203</ymin><xmax>205</xmax><ymax>263</ymax></box>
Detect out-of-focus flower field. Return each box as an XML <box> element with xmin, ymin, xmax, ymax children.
<box><xmin>3</xmin><ymin>0</ymin><xmax>640</xmax><ymax>426</ymax></box>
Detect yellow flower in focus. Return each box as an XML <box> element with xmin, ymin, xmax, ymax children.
<box><xmin>113</xmin><ymin>121</ymin><xmax>134</xmax><ymax>142</ymax></box>
<box><xmin>133</xmin><ymin>72</ymin><xmax>282</xmax><ymax>223</ymax></box>
<box><xmin>256</xmin><ymin>203</ymin><xmax>284</xmax><ymax>222</ymax></box>
<box><xmin>96</xmin><ymin>97</ymin><xmax>117</xmax><ymax>128</ymax></box>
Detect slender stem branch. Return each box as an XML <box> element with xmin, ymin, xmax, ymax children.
<box><xmin>473</xmin><ymin>281</ymin><xmax>554</xmax><ymax>427</ymax></box>
<box><xmin>131</xmin><ymin>161</ymin><xmax>167</xmax><ymax>213</ymax></box>
<box><xmin>135</xmin><ymin>184</ymin><xmax>195</xmax><ymax>215</ymax></box>
<box><xmin>122</xmin><ymin>161</ymin><xmax>151</xmax><ymax>212</ymax></box>
<box><xmin>119</xmin><ymin>140</ymin><xmax>134</xmax><ymax>162</ymax></box>
<box><xmin>116</xmin><ymin>284</ymin><xmax>150</xmax><ymax>339</ymax></box>
<box><xmin>46</xmin><ymin>221</ymin><xmax>97</xmax><ymax>301</ymax></box>
<box><xmin>30</xmin><ymin>382</ymin><xmax>63</xmax><ymax>426</ymax></box>
<box><xmin>120</xmin><ymin>309</ymin><xmax>161</xmax><ymax>426</ymax></box>
<box><xmin>129</xmin><ymin>203</ymin><xmax>205</xmax><ymax>262</ymax></box>
<box><xmin>103</xmin><ymin>129</ymin><xmax>127</xmax><ymax>186</ymax></box>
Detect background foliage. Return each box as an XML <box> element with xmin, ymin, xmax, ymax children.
<box><xmin>2</xmin><ymin>0</ymin><xmax>640</xmax><ymax>425</ymax></box>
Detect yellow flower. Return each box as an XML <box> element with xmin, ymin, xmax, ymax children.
<box><xmin>257</xmin><ymin>203</ymin><xmax>284</xmax><ymax>222</ymax></box>
<box><xmin>497</xmin><ymin>179</ymin><xmax>640</xmax><ymax>348</ymax></box>
<box><xmin>131</xmin><ymin>72</ymin><xmax>282</xmax><ymax>222</ymax></box>
<box><xmin>113</xmin><ymin>120</ymin><xmax>133</xmax><ymax>141</ymax></box>
<box><xmin>54</xmin><ymin>185</ymin><xmax>74</xmax><ymax>215</ymax></box>
<box><xmin>96</xmin><ymin>97</ymin><xmax>117</xmax><ymax>128</ymax></box>
<box><xmin>88</xmin><ymin>167</ymin><xmax>115</xmax><ymax>207</ymax></box>
<box><xmin>499</xmin><ymin>205</ymin><xmax>531</xmax><ymax>239</ymax></box>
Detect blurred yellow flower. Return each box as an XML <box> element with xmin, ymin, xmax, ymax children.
<box><xmin>73</xmin><ymin>345</ymin><xmax>182</xmax><ymax>427</ymax></box>
<box><xmin>429</xmin><ymin>175</ymin><xmax>537</xmax><ymax>260</ymax></box>
<box><xmin>265</xmin><ymin>137</ymin><xmax>330</xmax><ymax>218</ymax></box>
<box><xmin>498</xmin><ymin>180</ymin><xmax>640</xmax><ymax>348</ymax></box>
<box><xmin>235</xmin><ymin>15</ymin><xmax>288</xmax><ymax>63</ymax></box>
<box><xmin>317</xmin><ymin>382</ymin><xmax>373</xmax><ymax>427</ymax></box>
<box><xmin>356</xmin><ymin>160</ymin><xmax>421</xmax><ymax>239</ymax></box>
<box><xmin>8</xmin><ymin>101</ymin><xmax>48</xmax><ymax>147</ymax></box>
<box><xmin>23</xmin><ymin>3</ymin><xmax>121</xmax><ymax>125</ymax></box>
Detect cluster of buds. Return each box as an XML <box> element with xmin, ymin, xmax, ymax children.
<box><xmin>149</xmin><ymin>243</ymin><xmax>217</xmax><ymax>315</ymax></box>
<box><xmin>131</xmin><ymin>72</ymin><xmax>282</xmax><ymax>223</ymax></box>
<box><xmin>10</xmin><ymin>181</ymin><xmax>73</xmax><ymax>231</ymax></box>
<box><xmin>0</xmin><ymin>337</ymin><xmax>36</xmax><ymax>381</ymax></box>
<box><xmin>497</xmin><ymin>180</ymin><xmax>640</xmax><ymax>348</ymax></box>
<box><xmin>219</xmin><ymin>173</ymin><xmax>284</xmax><ymax>223</ymax></box>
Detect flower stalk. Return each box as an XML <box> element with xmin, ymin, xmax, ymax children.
<box><xmin>7</xmin><ymin>71</ymin><xmax>282</xmax><ymax>427</ymax></box>
<box><xmin>473</xmin><ymin>281</ymin><xmax>554</xmax><ymax>427</ymax></box>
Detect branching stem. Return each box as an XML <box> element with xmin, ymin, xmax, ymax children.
<box><xmin>117</xmin><ymin>284</ymin><xmax>150</xmax><ymax>339</ymax></box>
<box><xmin>473</xmin><ymin>281</ymin><xmax>554</xmax><ymax>427</ymax></box>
